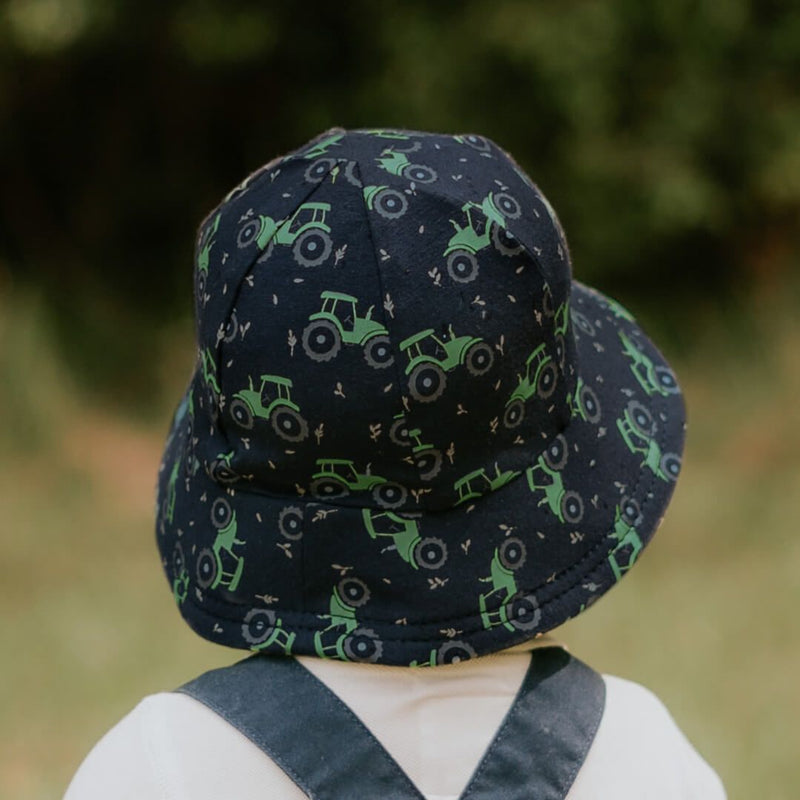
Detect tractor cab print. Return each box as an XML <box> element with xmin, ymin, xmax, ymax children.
<box><xmin>229</xmin><ymin>375</ymin><xmax>309</xmax><ymax>443</ymax></box>
<box><xmin>616</xmin><ymin>400</ymin><xmax>681</xmax><ymax>483</ymax></box>
<box><xmin>310</xmin><ymin>459</ymin><xmax>406</xmax><ymax>509</ymax></box>
<box><xmin>619</xmin><ymin>330</ymin><xmax>680</xmax><ymax>397</ymax></box>
<box><xmin>302</xmin><ymin>291</ymin><xmax>394</xmax><ymax>369</ymax></box>
<box><xmin>526</xmin><ymin>435</ymin><xmax>584</xmax><ymax>524</ymax></box>
<box><xmin>607</xmin><ymin>498</ymin><xmax>644</xmax><ymax>582</ymax></box>
<box><xmin>241</xmin><ymin>608</ymin><xmax>296</xmax><ymax>655</ymax></box>
<box><xmin>362</xmin><ymin>509</ymin><xmax>447</xmax><ymax>570</ymax></box>
<box><xmin>454</xmin><ymin>464</ymin><xmax>521</xmax><ymax>506</ymax></box>
<box><xmin>477</xmin><ymin>537</ymin><xmax>541</xmax><ymax>633</ymax></box>
<box><xmin>314</xmin><ymin>578</ymin><xmax>382</xmax><ymax>663</ymax></box>
<box><xmin>400</xmin><ymin>326</ymin><xmax>494</xmax><ymax>403</ymax></box>
<box><xmin>196</xmin><ymin>498</ymin><xmax>245</xmax><ymax>593</ymax></box>
<box><xmin>503</xmin><ymin>343</ymin><xmax>558</xmax><ymax>428</ymax></box>
<box><xmin>443</xmin><ymin>192</ymin><xmax>524</xmax><ymax>283</ymax></box>
<box><xmin>237</xmin><ymin>201</ymin><xmax>333</xmax><ymax>267</ymax></box>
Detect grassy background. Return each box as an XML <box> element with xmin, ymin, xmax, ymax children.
<box><xmin>1</xmin><ymin>285</ymin><xmax>798</xmax><ymax>799</ymax></box>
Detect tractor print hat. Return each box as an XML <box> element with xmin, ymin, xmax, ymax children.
<box><xmin>157</xmin><ymin>128</ymin><xmax>685</xmax><ymax>667</ymax></box>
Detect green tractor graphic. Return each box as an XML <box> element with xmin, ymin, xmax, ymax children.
<box><xmin>196</xmin><ymin>212</ymin><xmax>220</xmax><ymax>298</ymax></box>
<box><xmin>567</xmin><ymin>377</ymin><xmax>602</xmax><ymax>424</ymax></box>
<box><xmin>410</xmin><ymin>640</ymin><xmax>478</xmax><ymax>667</ymax></box>
<box><xmin>454</xmin><ymin>464</ymin><xmax>521</xmax><ymax>506</ymax></box>
<box><xmin>162</xmin><ymin>457</ymin><xmax>181</xmax><ymax>525</ymax></box>
<box><xmin>172</xmin><ymin>543</ymin><xmax>189</xmax><ymax>606</ymax></box>
<box><xmin>362</xmin><ymin>509</ymin><xmax>447</xmax><ymax>570</ymax></box>
<box><xmin>616</xmin><ymin>400</ymin><xmax>681</xmax><ymax>483</ymax></box>
<box><xmin>608</xmin><ymin>498</ymin><xmax>644</xmax><ymax>582</ymax></box>
<box><xmin>478</xmin><ymin>537</ymin><xmax>541</xmax><ymax>632</ymax></box>
<box><xmin>237</xmin><ymin>202</ymin><xmax>333</xmax><ymax>267</ymax></box>
<box><xmin>400</xmin><ymin>326</ymin><xmax>494</xmax><ymax>403</ymax></box>
<box><xmin>314</xmin><ymin>577</ymin><xmax>383</xmax><ymax>662</ymax></box>
<box><xmin>229</xmin><ymin>375</ymin><xmax>309</xmax><ymax>443</ymax></box>
<box><xmin>525</xmin><ymin>435</ymin><xmax>585</xmax><ymax>524</ymax></box>
<box><xmin>310</xmin><ymin>459</ymin><xmax>407</xmax><ymax>509</ymax></box>
<box><xmin>363</xmin><ymin>185</ymin><xmax>408</xmax><ymax>219</ymax></box>
<box><xmin>196</xmin><ymin>498</ymin><xmax>245</xmax><ymax>593</ymax></box>
<box><xmin>200</xmin><ymin>348</ymin><xmax>221</xmax><ymax>397</ymax></box>
<box><xmin>241</xmin><ymin>608</ymin><xmax>296</xmax><ymax>655</ymax></box>
<box><xmin>504</xmin><ymin>343</ymin><xmax>558</xmax><ymax>428</ymax></box>
<box><xmin>207</xmin><ymin>451</ymin><xmax>240</xmax><ymax>485</ymax></box>
<box><xmin>301</xmin><ymin>131</ymin><xmax>345</xmax><ymax>160</ymax></box>
<box><xmin>389</xmin><ymin>414</ymin><xmax>442</xmax><ymax>481</ymax></box>
<box><xmin>375</xmin><ymin>146</ymin><xmax>438</xmax><ymax>184</ymax></box>
<box><xmin>619</xmin><ymin>330</ymin><xmax>680</xmax><ymax>397</ymax></box>
<box><xmin>443</xmin><ymin>193</ymin><xmax>523</xmax><ymax>283</ymax></box>
<box><xmin>302</xmin><ymin>291</ymin><xmax>394</xmax><ymax>369</ymax></box>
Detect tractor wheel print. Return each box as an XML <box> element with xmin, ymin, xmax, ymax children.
<box><xmin>271</xmin><ymin>406</ymin><xmax>309</xmax><ymax>442</ymax></box>
<box><xmin>363</xmin><ymin>335</ymin><xmax>394</xmax><ymax>369</ymax></box>
<box><xmin>373</xmin><ymin>189</ymin><xmax>408</xmax><ymax>219</ymax></box>
<box><xmin>302</xmin><ymin>320</ymin><xmax>342</xmax><ymax>362</ymax></box>
<box><xmin>494</xmin><ymin>192</ymin><xmax>522</xmax><ymax>219</ymax></box>
<box><xmin>620</xmin><ymin>497</ymin><xmax>643</xmax><ymax>527</ymax></box>
<box><xmin>437</xmin><ymin>640</ymin><xmax>477</xmax><ymax>665</ymax></box>
<box><xmin>222</xmin><ymin>311</ymin><xmax>239</xmax><ymax>343</ymax></box>
<box><xmin>304</xmin><ymin>158</ymin><xmax>336</xmax><ymax>183</ymax></box>
<box><xmin>211</xmin><ymin>497</ymin><xmax>233</xmax><ymax>529</ymax></box>
<box><xmin>237</xmin><ymin>218</ymin><xmax>262</xmax><ymax>249</ymax></box>
<box><xmin>543</xmin><ymin>434</ymin><xmax>568</xmax><ymax>471</ymax></box>
<box><xmin>293</xmin><ymin>229</ymin><xmax>333</xmax><ymax>267</ymax></box>
<box><xmin>229</xmin><ymin>398</ymin><xmax>254</xmax><ymax>430</ymax></box>
<box><xmin>343</xmin><ymin>628</ymin><xmax>383</xmax><ymax>663</ymax></box>
<box><xmin>278</xmin><ymin>506</ymin><xmax>304</xmax><ymax>540</ymax></box>
<box><xmin>408</xmin><ymin>363</ymin><xmax>447</xmax><ymax>403</ymax></box>
<box><xmin>654</xmin><ymin>366</ymin><xmax>680</xmax><ymax>395</ymax></box>
<box><xmin>446</xmin><ymin>250</ymin><xmax>479</xmax><ymax>283</ymax></box>
<box><xmin>508</xmin><ymin>592</ymin><xmax>541</xmax><ymax>631</ymax></box>
<box><xmin>578</xmin><ymin>383</ymin><xmax>601</xmax><ymax>423</ymax></box>
<box><xmin>208</xmin><ymin>457</ymin><xmax>239</xmax><ymax>484</ymax></box>
<box><xmin>503</xmin><ymin>399</ymin><xmax>525</xmax><ymax>429</ymax></box>
<box><xmin>403</xmin><ymin>164</ymin><xmax>437</xmax><ymax>184</ymax></box>
<box><xmin>242</xmin><ymin>609</ymin><xmax>277</xmax><ymax>645</ymax></box>
<box><xmin>660</xmin><ymin>452</ymin><xmax>681</xmax><ymax>482</ymax></box>
<box><xmin>373</xmin><ymin>481</ymin><xmax>407</xmax><ymax>509</ymax></box>
<box><xmin>414</xmin><ymin>537</ymin><xmax>448</xmax><ymax>570</ymax></box>
<box><xmin>389</xmin><ymin>417</ymin><xmax>412</xmax><ymax>447</ymax></box>
<box><xmin>464</xmin><ymin>342</ymin><xmax>494</xmax><ymax>376</ymax></box>
<box><xmin>338</xmin><ymin>577</ymin><xmax>371</xmax><ymax>608</ymax></box>
<box><xmin>196</xmin><ymin>548</ymin><xmax>218</xmax><ymax>589</ymax></box>
<box><xmin>627</xmin><ymin>401</ymin><xmax>657</xmax><ymax>438</ymax></box>
<box><xmin>499</xmin><ymin>537</ymin><xmax>527</xmax><ymax>571</ymax></box>
<box><xmin>571</xmin><ymin>311</ymin><xmax>596</xmax><ymax>337</ymax></box>
<box><xmin>309</xmin><ymin>476</ymin><xmax>349</xmax><ymax>501</ymax></box>
<box><xmin>414</xmin><ymin>448</ymin><xmax>442</xmax><ymax>481</ymax></box>
<box><xmin>491</xmin><ymin>223</ymin><xmax>524</xmax><ymax>257</ymax></box>
<box><xmin>560</xmin><ymin>491</ymin><xmax>584</xmax><ymax>524</ymax></box>
<box><xmin>460</xmin><ymin>134</ymin><xmax>491</xmax><ymax>152</ymax></box>
<box><xmin>536</xmin><ymin>362</ymin><xmax>558</xmax><ymax>399</ymax></box>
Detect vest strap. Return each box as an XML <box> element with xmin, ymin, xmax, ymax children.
<box><xmin>178</xmin><ymin>647</ymin><xmax>604</xmax><ymax>800</ymax></box>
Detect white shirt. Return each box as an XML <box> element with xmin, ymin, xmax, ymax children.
<box><xmin>64</xmin><ymin>640</ymin><xmax>726</xmax><ymax>799</ymax></box>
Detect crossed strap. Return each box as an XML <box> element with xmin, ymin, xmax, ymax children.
<box><xmin>178</xmin><ymin>647</ymin><xmax>605</xmax><ymax>800</ymax></box>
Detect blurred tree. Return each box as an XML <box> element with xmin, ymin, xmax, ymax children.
<box><xmin>0</xmin><ymin>0</ymin><xmax>798</xmax><ymax>394</ymax></box>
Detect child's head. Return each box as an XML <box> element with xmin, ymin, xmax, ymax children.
<box><xmin>157</xmin><ymin>129</ymin><xmax>685</xmax><ymax>666</ymax></box>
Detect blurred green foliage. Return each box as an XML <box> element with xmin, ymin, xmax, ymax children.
<box><xmin>0</xmin><ymin>0</ymin><xmax>798</xmax><ymax>397</ymax></box>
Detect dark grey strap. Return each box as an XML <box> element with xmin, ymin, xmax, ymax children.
<box><xmin>178</xmin><ymin>647</ymin><xmax>605</xmax><ymax>800</ymax></box>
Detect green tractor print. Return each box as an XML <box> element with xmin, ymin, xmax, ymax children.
<box><xmin>314</xmin><ymin>577</ymin><xmax>383</xmax><ymax>663</ymax></box>
<box><xmin>310</xmin><ymin>459</ymin><xmax>407</xmax><ymax>509</ymax></box>
<box><xmin>410</xmin><ymin>640</ymin><xmax>478</xmax><ymax>667</ymax></box>
<box><xmin>444</xmin><ymin>192</ymin><xmax>524</xmax><ymax>283</ymax></box>
<box><xmin>389</xmin><ymin>414</ymin><xmax>442</xmax><ymax>481</ymax></box>
<box><xmin>200</xmin><ymin>348</ymin><xmax>221</xmax><ymax>420</ymax></box>
<box><xmin>608</xmin><ymin>498</ymin><xmax>644</xmax><ymax>582</ymax></box>
<box><xmin>478</xmin><ymin>537</ymin><xmax>541</xmax><ymax>633</ymax></box>
<box><xmin>619</xmin><ymin>330</ymin><xmax>680</xmax><ymax>398</ymax></box>
<box><xmin>616</xmin><ymin>400</ymin><xmax>681</xmax><ymax>483</ymax></box>
<box><xmin>207</xmin><ymin>451</ymin><xmax>240</xmax><ymax>485</ymax></box>
<box><xmin>362</xmin><ymin>509</ymin><xmax>448</xmax><ymax>570</ymax></box>
<box><xmin>237</xmin><ymin>202</ymin><xmax>333</xmax><ymax>267</ymax></box>
<box><xmin>363</xmin><ymin>184</ymin><xmax>408</xmax><ymax>219</ymax></box>
<box><xmin>162</xmin><ymin>457</ymin><xmax>181</xmax><ymax>525</ymax></box>
<box><xmin>454</xmin><ymin>464</ymin><xmax>521</xmax><ymax>506</ymax></box>
<box><xmin>400</xmin><ymin>325</ymin><xmax>494</xmax><ymax>404</ymax></box>
<box><xmin>375</xmin><ymin>145</ymin><xmax>438</xmax><ymax>184</ymax></box>
<box><xmin>301</xmin><ymin>291</ymin><xmax>394</xmax><ymax>370</ymax></box>
<box><xmin>301</xmin><ymin>131</ymin><xmax>345</xmax><ymax>161</ymax></box>
<box><xmin>196</xmin><ymin>498</ymin><xmax>246</xmax><ymax>593</ymax></box>
<box><xmin>525</xmin><ymin>435</ymin><xmax>585</xmax><ymax>524</ymax></box>
<box><xmin>241</xmin><ymin>608</ymin><xmax>296</xmax><ymax>655</ymax></box>
<box><xmin>229</xmin><ymin>374</ymin><xmax>309</xmax><ymax>443</ymax></box>
<box><xmin>504</xmin><ymin>343</ymin><xmax>558</xmax><ymax>428</ymax></box>
<box><xmin>171</xmin><ymin>543</ymin><xmax>189</xmax><ymax>606</ymax></box>
<box><xmin>196</xmin><ymin>212</ymin><xmax>220</xmax><ymax>298</ymax></box>
<box><xmin>567</xmin><ymin>376</ymin><xmax>602</xmax><ymax>424</ymax></box>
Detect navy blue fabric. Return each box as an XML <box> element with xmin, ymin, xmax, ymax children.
<box><xmin>178</xmin><ymin>648</ymin><xmax>605</xmax><ymax>800</ymax></box>
<box><xmin>156</xmin><ymin>129</ymin><xmax>686</xmax><ymax>665</ymax></box>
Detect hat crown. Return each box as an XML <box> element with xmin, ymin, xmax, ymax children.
<box><xmin>192</xmin><ymin>130</ymin><xmax>577</xmax><ymax>512</ymax></box>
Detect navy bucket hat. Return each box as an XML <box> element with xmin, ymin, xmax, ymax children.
<box><xmin>156</xmin><ymin>128</ymin><xmax>685</xmax><ymax>667</ymax></box>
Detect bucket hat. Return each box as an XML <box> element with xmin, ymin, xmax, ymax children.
<box><xmin>157</xmin><ymin>128</ymin><xmax>685</xmax><ymax>667</ymax></box>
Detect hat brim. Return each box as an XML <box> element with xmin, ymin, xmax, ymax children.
<box><xmin>157</xmin><ymin>280</ymin><xmax>685</xmax><ymax>666</ymax></box>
